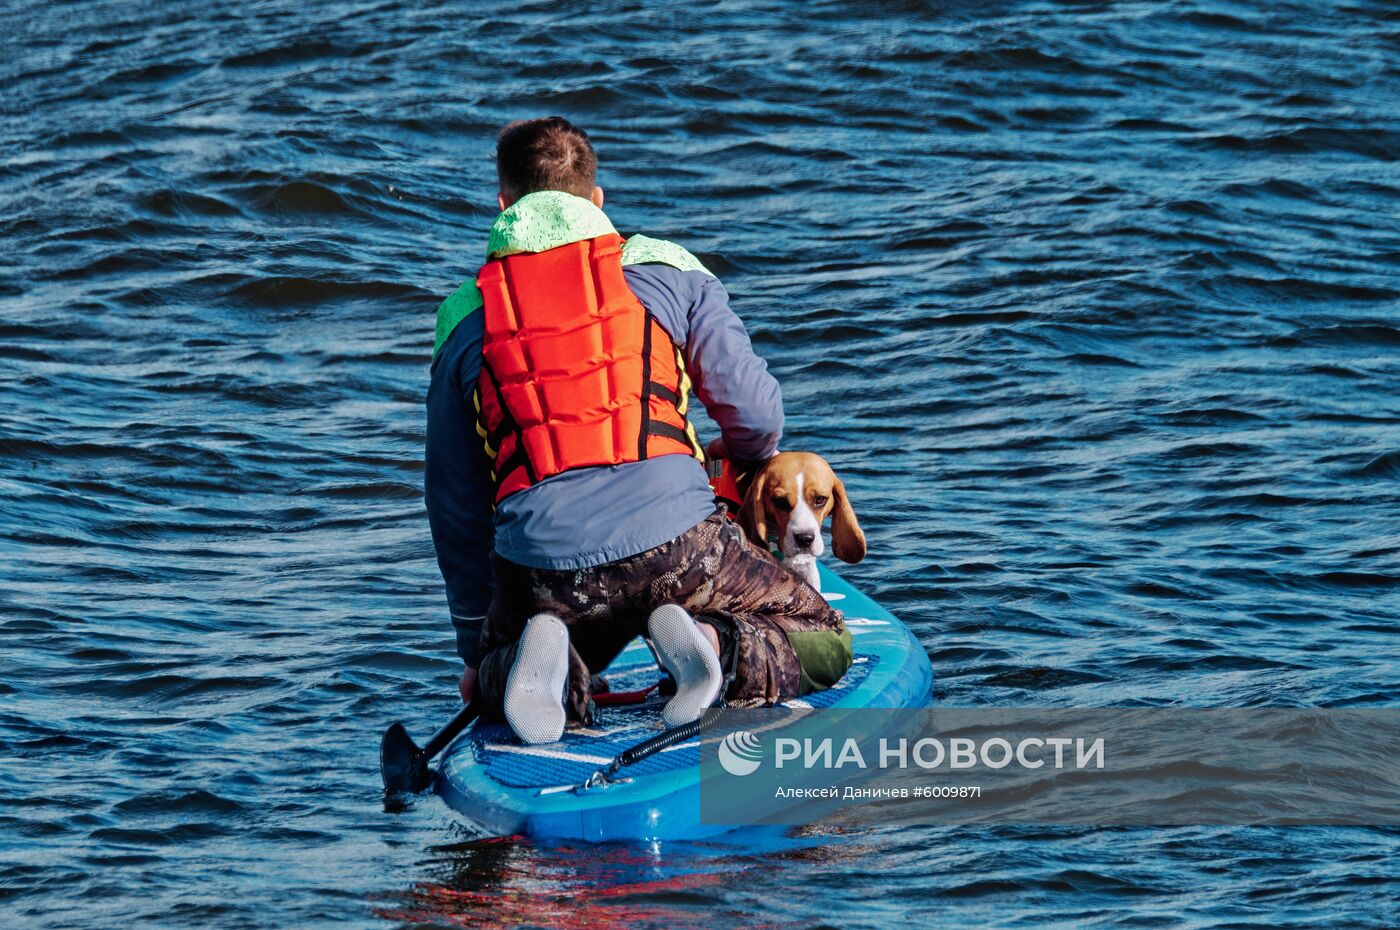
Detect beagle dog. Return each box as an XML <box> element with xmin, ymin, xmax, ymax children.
<box><xmin>738</xmin><ymin>452</ymin><xmax>866</xmax><ymax>593</ymax></box>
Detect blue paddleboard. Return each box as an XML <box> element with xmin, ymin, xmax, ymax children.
<box><xmin>434</xmin><ymin>562</ymin><xmax>933</xmax><ymax>841</ymax></box>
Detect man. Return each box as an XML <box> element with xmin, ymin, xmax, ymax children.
<box><xmin>425</xmin><ymin>116</ymin><xmax>851</xmax><ymax>744</ymax></box>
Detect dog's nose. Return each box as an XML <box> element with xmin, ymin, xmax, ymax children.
<box><xmin>793</xmin><ymin>531</ymin><xmax>815</xmax><ymax>551</ymax></box>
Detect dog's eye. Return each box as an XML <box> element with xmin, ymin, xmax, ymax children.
<box><xmin>772</xmin><ymin>497</ymin><xmax>793</xmax><ymax>513</ymax></box>
<box><xmin>811</xmin><ymin>495</ymin><xmax>828</xmax><ymax>508</ymax></box>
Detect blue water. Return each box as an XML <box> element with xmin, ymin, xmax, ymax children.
<box><xmin>3</xmin><ymin>0</ymin><xmax>1398</xmax><ymax>926</ymax></box>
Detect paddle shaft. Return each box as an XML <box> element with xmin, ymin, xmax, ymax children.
<box><xmin>421</xmin><ymin>703</ymin><xmax>479</xmax><ymax>762</ymax></box>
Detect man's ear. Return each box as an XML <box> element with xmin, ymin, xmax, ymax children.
<box><xmin>590</xmin><ymin>185</ymin><xmax>604</xmax><ymax>209</ymax></box>
<box><xmin>829</xmin><ymin>476</ymin><xmax>866</xmax><ymax>563</ymax></box>
<box><xmin>738</xmin><ymin>467</ymin><xmax>769</xmax><ymax>548</ymax></box>
<box><xmin>497</xmin><ymin>191</ymin><xmax>512</xmax><ymax>211</ymax></box>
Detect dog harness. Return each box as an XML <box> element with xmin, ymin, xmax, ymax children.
<box><xmin>474</xmin><ymin>232</ymin><xmax>704</xmax><ymax>504</ymax></box>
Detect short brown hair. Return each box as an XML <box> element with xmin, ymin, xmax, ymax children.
<box><xmin>495</xmin><ymin>117</ymin><xmax>597</xmax><ymax>200</ymax></box>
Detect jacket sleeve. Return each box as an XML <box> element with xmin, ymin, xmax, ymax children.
<box><xmin>623</xmin><ymin>263</ymin><xmax>784</xmax><ymax>469</ymax></box>
<box><xmin>424</xmin><ymin>312</ymin><xmax>495</xmax><ymax>668</ymax></box>
<box><xmin>680</xmin><ymin>272</ymin><xmax>784</xmax><ymax>469</ymax></box>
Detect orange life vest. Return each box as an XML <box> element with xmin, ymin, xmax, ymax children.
<box><xmin>707</xmin><ymin>457</ymin><xmax>744</xmax><ymax>519</ymax></box>
<box><xmin>473</xmin><ymin>232</ymin><xmax>703</xmax><ymax>504</ymax></box>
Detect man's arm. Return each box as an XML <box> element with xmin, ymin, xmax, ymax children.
<box><xmin>625</xmin><ymin>265</ymin><xmax>783</xmax><ymax>469</ymax></box>
<box><xmin>684</xmin><ymin>273</ymin><xmax>783</xmax><ymax>467</ymax></box>
<box><xmin>425</xmin><ymin>311</ymin><xmax>495</xmax><ymax>683</ymax></box>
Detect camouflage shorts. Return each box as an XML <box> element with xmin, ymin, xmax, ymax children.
<box><xmin>476</xmin><ymin>509</ymin><xmax>852</xmax><ymax>726</ymax></box>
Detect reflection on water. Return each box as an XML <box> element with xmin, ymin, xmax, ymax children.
<box><xmin>379</xmin><ymin>829</ymin><xmax>868</xmax><ymax>930</ymax></box>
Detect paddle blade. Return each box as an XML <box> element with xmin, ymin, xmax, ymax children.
<box><xmin>380</xmin><ymin>721</ymin><xmax>428</xmax><ymax>793</ymax></box>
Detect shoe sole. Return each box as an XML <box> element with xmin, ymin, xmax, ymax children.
<box><xmin>648</xmin><ymin>604</ymin><xmax>723</xmax><ymax>727</ymax></box>
<box><xmin>503</xmin><ymin>614</ymin><xmax>569</xmax><ymax>745</ymax></box>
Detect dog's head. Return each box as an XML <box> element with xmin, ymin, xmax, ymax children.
<box><xmin>738</xmin><ymin>452</ymin><xmax>866</xmax><ymax>565</ymax></box>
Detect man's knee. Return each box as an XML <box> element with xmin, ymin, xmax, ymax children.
<box><xmin>786</xmin><ymin>626</ymin><xmax>854</xmax><ymax>695</ymax></box>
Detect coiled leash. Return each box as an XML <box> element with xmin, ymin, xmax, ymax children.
<box><xmin>569</xmin><ymin>706</ymin><xmax>727</xmax><ymax>793</ymax></box>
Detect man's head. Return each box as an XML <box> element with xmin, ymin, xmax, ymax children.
<box><xmin>495</xmin><ymin>116</ymin><xmax>602</xmax><ymax>211</ymax></box>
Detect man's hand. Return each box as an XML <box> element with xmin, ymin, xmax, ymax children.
<box><xmin>458</xmin><ymin>666</ymin><xmax>477</xmax><ymax>705</ymax></box>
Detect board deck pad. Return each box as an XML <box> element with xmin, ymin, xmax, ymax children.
<box><xmin>435</xmin><ymin>562</ymin><xmax>933</xmax><ymax>841</ymax></box>
<box><xmin>478</xmin><ymin>650</ymin><xmax>881</xmax><ymax>790</ymax></box>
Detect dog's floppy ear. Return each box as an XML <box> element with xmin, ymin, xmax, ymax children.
<box><xmin>738</xmin><ymin>464</ymin><xmax>770</xmax><ymax>547</ymax></box>
<box><xmin>829</xmin><ymin>475</ymin><xmax>866</xmax><ymax>563</ymax></box>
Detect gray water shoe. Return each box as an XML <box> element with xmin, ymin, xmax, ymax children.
<box><xmin>647</xmin><ymin>604</ymin><xmax>723</xmax><ymax>727</ymax></box>
<box><xmin>503</xmin><ymin>614</ymin><xmax>569</xmax><ymax>745</ymax></box>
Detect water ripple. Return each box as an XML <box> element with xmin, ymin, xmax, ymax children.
<box><xmin>3</xmin><ymin>0</ymin><xmax>1399</xmax><ymax>927</ymax></box>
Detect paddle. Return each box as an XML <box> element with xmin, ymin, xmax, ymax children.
<box><xmin>380</xmin><ymin>702</ymin><xmax>479</xmax><ymax>794</ymax></box>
